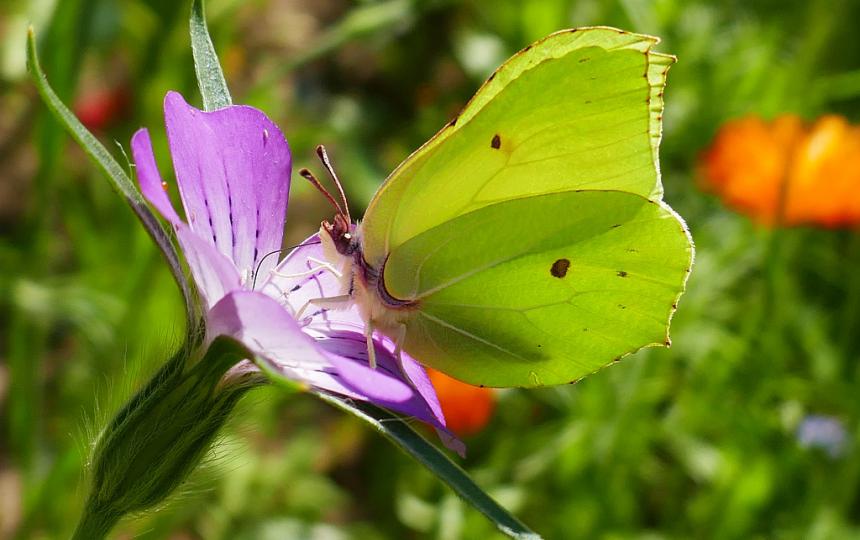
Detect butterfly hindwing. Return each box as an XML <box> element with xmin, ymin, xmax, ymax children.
<box><xmin>382</xmin><ymin>190</ymin><xmax>692</xmax><ymax>387</ymax></box>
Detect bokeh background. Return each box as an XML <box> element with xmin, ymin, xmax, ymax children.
<box><xmin>3</xmin><ymin>0</ymin><xmax>860</xmax><ymax>538</ymax></box>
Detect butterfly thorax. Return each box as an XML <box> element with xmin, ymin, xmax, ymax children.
<box><xmin>319</xmin><ymin>219</ymin><xmax>418</xmax><ymax>337</ymax></box>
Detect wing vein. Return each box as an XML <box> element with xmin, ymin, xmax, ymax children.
<box><xmin>418</xmin><ymin>311</ymin><xmax>529</xmax><ymax>361</ymax></box>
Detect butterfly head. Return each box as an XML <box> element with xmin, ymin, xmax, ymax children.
<box><xmin>321</xmin><ymin>213</ymin><xmax>359</xmax><ymax>256</ymax></box>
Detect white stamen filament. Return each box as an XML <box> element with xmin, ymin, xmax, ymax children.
<box><xmin>240</xmin><ymin>267</ymin><xmax>253</xmax><ymax>287</ymax></box>
<box><xmin>272</xmin><ymin>256</ymin><xmax>342</xmax><ymax>280</ymax></box>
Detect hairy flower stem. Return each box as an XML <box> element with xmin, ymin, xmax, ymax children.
<box><xmin>70</xmin><ymin>504</ymin><xmax>120</xmax><ymax>540</ymax></box>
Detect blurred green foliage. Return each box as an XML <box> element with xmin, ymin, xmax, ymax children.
<box><xmin>3</xmin><ymin>0</ymin><xmax>860</xmax><ymax>538</ymax></box>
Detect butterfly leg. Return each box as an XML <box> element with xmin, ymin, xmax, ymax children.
<box><xmin>392</xmin><ymin>323</ymin><xmax>407</xmax><ymax>365</ymax></box>
<box><xmin>391</xmin><ymin>323</ymin><xmax>416</xmax><ymax>385</ymax></box>
<box><xmin>365</xmin><ymin>322</ymin><xmax>377</xmax><ymax>369</ymax></box>
<box><xmin>364</xmin><ymin>323</ymin><xmax>407</xmax><ymax>372</ymax></box>
<box><xmin>294</xmin><ymin>294</ymin><xmax>352</xmax><ymax>320</ymax></box>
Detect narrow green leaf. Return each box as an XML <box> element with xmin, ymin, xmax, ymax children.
<box><xmin>317</xmin><ymin>394</ymin><xmax>542</xmax><ymax>540</ymax></box>
<box><xmin>25</xmin><ymin>27</ymin><xmax>198</xmax><ymax>333</ymax></box>
<box><xmin>259</xmin><ymin>357</ymin><xmax>537</xmax><ymax>537</ymax></box>
<box><xmin>190</xmin><ymin>0</ymin><xmax>232</xmax><ymax>111</ymax></box>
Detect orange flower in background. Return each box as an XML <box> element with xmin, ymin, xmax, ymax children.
<box><xmin>701</xmin><ymin>114</ymin><xmax>860</xmax><ymax>227</ymax></box>
<box><xmin>427</xmin><ymin>369</ymin><xmax>496</xmax><ymax>436</ymax></box>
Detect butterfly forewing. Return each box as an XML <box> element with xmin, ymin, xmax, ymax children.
<box><xmin>361</xmin><ymin>28</ymin><xmax>675</xmax><ymax>265</ymax></box>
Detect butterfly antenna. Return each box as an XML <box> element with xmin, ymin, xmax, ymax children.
<box><xmin>316</xmin><ymin>145</ymin><xmax>351</xmax><ymax>222</ymax></box>
<box><xmin>300</xmin><ymin>168</ymin><xmax>345</xmax><ymax>216</ymax></box>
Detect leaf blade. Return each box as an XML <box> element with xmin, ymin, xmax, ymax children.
<box><xmin>318</xmin><ymin>393</ymin><xmax>541</xmax><ymax>540</ymax></box>
<box><xmin>190</xmin><ymin>0</ymin><xmax>232</xmax><ymax>111</ymax></box>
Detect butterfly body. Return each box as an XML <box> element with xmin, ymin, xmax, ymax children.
<box><xmin>319</xmin><ymin>221</ymin><xmax>418</xmax><ymax>344</ymax></box>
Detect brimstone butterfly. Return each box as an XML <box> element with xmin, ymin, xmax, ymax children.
<box><xmin>301</xmin><ymin>26</ymin><xmax>693</xmax><ymax>388</ymax></box>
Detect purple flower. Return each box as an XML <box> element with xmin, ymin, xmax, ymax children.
<box><xmin>130</xmin><ymin>91</ymin><xmax>462</xmax><ymax>455</ymax></box>
<box><xmin>797</xmin><ymin>414</ymin><xmax>847</xmax><ymax>458</ymax></box>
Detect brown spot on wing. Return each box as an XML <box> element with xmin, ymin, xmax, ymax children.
<box><xmin>617</xmin><ymin>270</ymin><xmax>628</xmax><ymax>277</ymax></box>
<box><xmin>550</xmin><ymin>258</ymin><xmax>570</xmax><ymax>278</ymax></box>
<box><xmin>491</xmin><ymin>134</ymin><xmax>501</xmax><ymax>149</ymax></box>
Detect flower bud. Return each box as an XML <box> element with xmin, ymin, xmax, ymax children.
<box><xmin>73</xmin><ymin>336</ymin><xmax>260</xmax><ymax>539</ymax></box>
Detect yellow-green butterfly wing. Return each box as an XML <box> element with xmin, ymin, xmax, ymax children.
<box><xmin>362</xmin><ymin>27</ymin><xmax>675</xmax><ymax>262</ymax></box>
<box><xmin>383</xmin><ymin>191</ymin><xmax>691</xmax><ymax>387</ymax></box>
<box><xmin>359</xmin><ymin>27</ymin><xmax>693</xmax><ymax>387</ymax></box>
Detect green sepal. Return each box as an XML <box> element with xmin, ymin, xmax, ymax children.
<box><xmin>74</xmin><ymin>336</ymin><xmax>260</xmax><ymax>539</ymax></box>
<box><xmin>190</xmin><ymin>0</ymin><xmax>232</xmax><ymax>111</ymax></box>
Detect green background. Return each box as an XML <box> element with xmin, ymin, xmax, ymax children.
<box><xmin>3</xmin><ymin>0</ymin><xmax>860</xmax><ymax>538</ymax></box>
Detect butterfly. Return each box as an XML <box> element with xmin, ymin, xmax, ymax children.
<box><xmin>297</xmin><ymin>26</ymin><xmax>694</xmax><ymax>388</ymax></box>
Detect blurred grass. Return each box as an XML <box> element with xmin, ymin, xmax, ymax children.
<box><xmin>4</xmin><ymin>0</ymin><xmax>860</xmax><ymax>538</ymax></box>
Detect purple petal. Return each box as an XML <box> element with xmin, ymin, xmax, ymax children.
<box><xmin>325</xmin><ymin>335</ymin><xmax>458</xmax><ymax>453</ymax></box>
<box><xmin>209</xmin><ymin>289</ymin><xmax>332</xmax><ymax>373</ymax></box>
<box><xmin>176</xmin><ymin>226</ymin><xmax>241</xmax><ymax>309</ymax></box>
<box><xmin>131</xmin><ymin>128</ymin><xmax>182</xmax><ymax>225</ymax></box>
<box><xmin>163</xmin><ymin>92</ymin><xmax>291</xmax><ymax>285</ymax></box>
<box><xmin>399</xmin><ymin>352</ymin><xmax>446</xmax><ymax>430</ymax></box>
<box><xmin>131</xmin><ymin>126</ymin><xmax>240</xmax><ymax>307</ymax></box>
<box><xmin>209</xmin><ymin>290</ymin><xmax>458</xmax><ymax>446</ymax></box>
<box><xmin>316</xmin><ymin>330</ymin><xmax>463</xmax><ymax>455</ymax></box>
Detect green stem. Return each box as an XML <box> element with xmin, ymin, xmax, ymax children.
<box><xmin>755</xmin><ymin>134</ymin><xmax>796</xmax><ymax>355</ymax></box>
<box><xmin>841</xmin><ymin>230</ymin><xmax>860</xmax><ymax>364</ymax></box>
<box><xmin>70</xmin><ymin>503</ymin><xmax>120</xmax><ymax>540</ymax></box>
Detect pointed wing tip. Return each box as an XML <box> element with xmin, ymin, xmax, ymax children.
<box><xmin>650</xmin><ymin>51</ymin><xmax>678</xmax><ymax>67</ymax></box>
